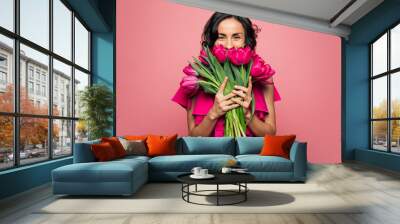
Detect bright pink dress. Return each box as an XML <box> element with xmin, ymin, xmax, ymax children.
<box><xmin>172</xmin><ymin>84</ymin><xmax>281</xmax><ymax>136</ymax></box>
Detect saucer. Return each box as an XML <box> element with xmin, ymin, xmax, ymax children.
<box><xmin>190</xmin><ymin>174</ymin><xmax>215</xmax><ymax>179</ymax></box>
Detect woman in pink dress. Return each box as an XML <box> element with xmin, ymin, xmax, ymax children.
<box><xmin>172</xmin><ymin>12</ymin><xmax>281</xmax><ymax>137</ymax></box>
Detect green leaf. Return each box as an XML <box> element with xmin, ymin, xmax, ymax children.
<box><xmin>245</xmin><ymin>59</ymin><xmax>253</xmax><ymax>86</ymax></box>
<box><xmin>191</xmin><ymin>59</ymin><xmax>219</xmax><ymax>85</ymax></box>
<box><xmin>230</xmin><ymin>63</ymin><xmax>243</xmax><ymax>86</ymax></box>
<box><xmin>224</xmin><ymin>61</ymin><xmax>235</xmax><ymax>83</ymax></box>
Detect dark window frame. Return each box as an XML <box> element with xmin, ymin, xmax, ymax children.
<box><xmin>0</xmin><ymin>0</ymin><xmax>92</xmax><ymax>171</ymax></box>
<box><xmin>369</xmin><ymin>20</ymin><xmax>400</xmax><ymax>154</ymax></box>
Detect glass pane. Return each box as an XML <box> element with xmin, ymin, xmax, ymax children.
<box><xmin>74</xmin><ymin>17</ymin><xmax>89</xmax><ymax>70</ymax></box>
<box><xmin>74</xmin><ymin>69</ymin><xmax>89</xmax><ymax>118</ymax></box>
<box><xmin>53</xmin><ymin>0</ymin><xmax>72</xmax><ymax>60</ymax></box>
<box><xmin>0</xmin><ymin>116</ymin><xmax>13</xmax><ymax>170</ymax></box>
<box><xmin>0</xmin><ymin>34</ymin><xmax>14</xmax><ymax>112</ymax></box>
<box><xmin>20</xmin><ymin>0</ymin><xmax>49</xmax><ymax>49</ymax></box>
<box><xmin>53</xmin><ymin>59</ymin><xmax>72</xmax><ymax>117</ymax></box>
<box><xmin>372</xmin><ymin>121</ymin><xmax>388</xmax><ymax>151</ymax></box>
<box><xmin>391</xmin><ymin>24</ymin><xmax>400</xmax><ymax>70</ymax></box>
<box><xmin>372</xmin><ymin>33</ymin><xmax>387</xmax><ymax>76</ymax></box>
<box><xmin>75</xmin><ymin>120</ymin><xmax>88</xmax><ymax>143</ymax></box>
<box><xmin>392</xmin><ymin>120</ymin><xmax>400</xmax><ymax>153</ymax></box>
<box><xmin>53</xmin><ymin>119</ymin><xmax>72</xmax><ymax>157</ymax></box>
<box><xmin>0</xmin><ymin>0</ymin><xmax>14</xmax><ymax>31</ymax></box>
<box><xmin>20</xmin><ymin>44</ymin><xmax>49</xmax><ymax>115</ymax></box>
<box><xmin>20</xmin><ymin>117</ymin><xmax>49</xmax><ymax>165</ymax></box>
<box><xmin>392</xmin><ymin>72</ymin><xmax>400</xmax><ymax>118</ymax></box>
<box><xmin>372</xmin><ymin>77</ymin><xmax>387</xmax><ymax>119</ymax></box>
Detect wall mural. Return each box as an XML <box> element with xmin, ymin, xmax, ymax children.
<box><xmin>172</xmin><ymin>12</ymin><xmax>281</xmax><ymax>137</ymax></box>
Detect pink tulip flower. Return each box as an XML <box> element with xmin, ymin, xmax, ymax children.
<box><xmin>183</xmin><ymin>64</ymin><xmax>197</xmax><ymax>76</ymax></box>
<box><xmin>198</xmin><ymin>49</ymin><xmax>209</xmax><ymax>65</ymax></box>
<box><xmin>250</xmin><ymin>53</ymin><xmax>276</xmax><ymax>84</ymax></box>
<box><xmin>227</xmin><ymin>46</ymin><xmax>253</xmax><ymax>66</ymax></box>
<box><xmin>180</xmin><ymin>75</ymin><xmax>199</xmax><ymax>96</ymax></box>
<box><xmin>212</xmin><ymin>44</ymin><xmax>227</xmax><ymax>63</ymax></box>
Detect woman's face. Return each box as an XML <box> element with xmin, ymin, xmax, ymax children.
<box><xmin>214</xmin><ymin>18</ymin><xmax>246</xmax><ymax>49</ymax></box>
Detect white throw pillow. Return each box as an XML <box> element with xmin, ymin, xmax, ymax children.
<box><xmin>119</xmin><ymin>138</ymin><xmax>147</xmax><ymax>156</ymax></box>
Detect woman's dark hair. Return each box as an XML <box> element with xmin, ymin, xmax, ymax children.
<box><xmin>201</xmin><ymin>12</ymin><xmax>260</xmax><ymax>50</ymax></box>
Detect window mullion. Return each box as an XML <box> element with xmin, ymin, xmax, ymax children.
<box><xmin>13</xmin><ymin>0</ymin><xmax>20</xmax><ymax>167</ymax></box>
<box><xmin>71</xmin><ymin>10</ymin><xmax>76</xmax><ymax>155</ymax></box>
<box><xmin>49</xmin><ymin>0</ymin><xmax>53</xmax><ymax>160</ymax></box>
<box><xmin>387</xmin><ymin>30</ymin><xmax>391</xmax><ymax>152</ymax></box>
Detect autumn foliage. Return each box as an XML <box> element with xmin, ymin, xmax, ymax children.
<box><xmin>0</xmin><ymin>85</ymin><xmax>59</xmax><ymax>150</ymax></box>
<box><xmin>372</xmin><ymin>99</ymin><xmax>400</xmax><ymax>142</ymax></box>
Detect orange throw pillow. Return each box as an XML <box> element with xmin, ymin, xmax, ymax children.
<box><xmin>124</xmin><ymin>135</ymin><xmax>147</xmax><ymax>141</ymax></box>
<box><xmin>91</xmin><ymin>142</ymin><xmax>117</xmax><ymax>161</ymax></box>
<box><xmin>260</xmin><ymin>135</ymin><xmax>296</xmax><ymax>159</ymax></box>
<box><xmin>101</xmin><ymin>137</ymin><xmax>127</xmax><ymax>158</ymax></box>
<box><xmin>146</xmin><ymin>134</ymin><xmax>178</xmax><ymax>157</ymax></box>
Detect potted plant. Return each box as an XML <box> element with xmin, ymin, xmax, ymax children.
<box><xmin>79</xmin><ymin>84</ymin><xmax>113</xmax><ymax>140</ymax></box>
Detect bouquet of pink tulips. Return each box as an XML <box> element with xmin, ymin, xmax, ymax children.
<box><xmin>180</xmin><ymin>45</ymin><xmax>275</xmax><ymax>137</ymax></box>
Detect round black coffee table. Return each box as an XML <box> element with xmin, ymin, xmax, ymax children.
<box><xmin>177</xmin><ymin>172</ymin><xmax>255</xmax><ymax>206</ymax></box>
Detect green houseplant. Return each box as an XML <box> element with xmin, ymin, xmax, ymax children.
<box><xmin>79</xmin><ymin>84</ymin><xmax>113</xmax><ymax>140</ymax></box>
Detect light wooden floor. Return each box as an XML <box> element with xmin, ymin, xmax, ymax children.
<box><xmin>1</xmin><ymin>162</ymin><xmax>400</xmax><ymax>224</ymax></box>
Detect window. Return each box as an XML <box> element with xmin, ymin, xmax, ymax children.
<box><xmin>41</xmin><ymin>73</ymin><xmax>46</xmax><ymax>82</ymax></box>
<box><xmin>370</xmin><ymin>23</ymin><xmax>400</xmax><ymax>154</ymax></box>
<box><xmin>75</xmin><ymin>18</ymin><xmax>89</xmax><ymax>70</ymax></box>
<box><xmin>0</xmin><ymin>0</ymin><xmax>91</xmax><ymax>170</ymax></box>
<box><xmin>28</xmin><ymin>67</ymin><xmax>34</xmax><ymax>80</ymax></box>
<box><xmin>0</xmin><ymin>0</ymin><xmax>14</xmax><ymax>32</ymax></box>
<box><xmin>20</xmin><ymin>0</ymin><xmax>49</xmax><ymax>49</ymax></box>
<box><xmin>0</xmin><ymin>71</ymin><xmax>6</xmax><ymax>85</ymax></box>
<box><xmin>28</xmin><ymin>81</ymin><xmax>34</xmax><ymax>94</ymax></box>
<box><xmin>35</xmin><ymin>70</ymin><xmax>40</xmax><ymax>81</ymax></box>
<box><xmin>0</xmin><ymin>55</ymin><xmax>7</xmax><ymax>67</ymax></box>
<box><xmin>0</xmin><ymin>54</ymin><xmax>7</xmax><ymax>87</ymax></box>
<box><xmin>42</xmin><ymin>85</ymin><xmax>46</xmax><ymax>97</ymax></box>
<box><xmin>35</xmin><ymin>83</ymin><xmax>40</xmax><ymax>95</ymax></box>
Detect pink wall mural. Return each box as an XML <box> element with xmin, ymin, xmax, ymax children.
<box><xmin>116</xmin><ymin>0</ymin><xmax>341</xmax><ymax>163</ymax></box>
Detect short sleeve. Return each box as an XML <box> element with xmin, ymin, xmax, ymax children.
<box><xmin>273</xmin><ymin>84</ymin><xmax>281</xmax><ymax>101</ymax></box>
<box><xmin>171</xmin><ymin>85</ymin><xmax>192</xmax><ymax>110</ymax></box>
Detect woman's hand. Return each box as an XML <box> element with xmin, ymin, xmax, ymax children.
<box><xmin>207</xmin><ymin>77</ymin><xmax>240</xmax><ymax>120</ymax></box>
<box><xmin>231</xmin><ymin>76</ymin><xmax>253</xmax><ymax>125</ymax></box>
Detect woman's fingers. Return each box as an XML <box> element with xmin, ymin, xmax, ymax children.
<box><xmin>231</xmin><ymin>97</ymin><xmax>244</xmax><ymax>107</ymax></box>
<box><xmin>222</xmin><ymin>92</ymin><xmax>236</xmax><ymax>101</ymax></box>
<box><xmin>223</xmin><ymin>103</ymin><xmax>240</xmax><ymax>111</ymax></box>
<box><xmin>232</xmin><ymin>90</ymin><xmax>246</xmax><ymax>98</ymax></box>
<box><xmin>217</xmin><ymin>77</ymin><xmax>229</xmax><ymax>94</ymax></box>
<box><xmin>234</xmin><ymin>85</ymin><xmax>248</xmax><ymax>92</ymax></box>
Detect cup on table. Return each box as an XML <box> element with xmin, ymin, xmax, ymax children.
<box><xmin>191</xmin><ymin>167</ymin><xmax>202</xmax><ymax>176</ymax></box>
<box><xmin>199</xmin><ymin>168</ymin><xmax>208</xmax><ymax>176</ymax></box>
<box><xmin>221</xmin><ymin>167</ymin><xmax>232</xmax><ymax>174</ymax></box>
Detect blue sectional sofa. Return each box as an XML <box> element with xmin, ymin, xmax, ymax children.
<box><xmin>52</xmin><ymin>137</ymin><xmax>307</xmax><ymax>196</ymax></box>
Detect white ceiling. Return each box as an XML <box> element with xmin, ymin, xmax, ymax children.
<box><xmin>169</xmin><ymin>0</ymin><xmax>384</xmax><ymax>38</ymax></box>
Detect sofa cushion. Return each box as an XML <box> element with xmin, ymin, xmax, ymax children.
<box><xmin>147</xmin><ymin>134</ymin><xmax>178</xmax><ymax>157</ymax></box>
<box><xmin>52</xmin><ymin>159</ymin><xmax>147</xmax><ymax>183</ymax></box>
<box><xmin>260</xmin><ymin>135</ymin><xmax>296</xmax><ymax>159</ymax></box>
<box><xmin>148</xmin><ymin>154</ymin><xmax>235</xmax><ymax>172</ymax></box>
<box><xmin>236</xmin><ymin>155</ymin><xmax>293</xmax><ymax>172</ymax></box>
<box><xmin>235</xmin><ymin>137</ymin><xmax>263</xmax><ymax>155</ymax></box>
<box><xmin>101</xmin><ymin>137</ymin><xmax>127</xmax><ymax>158</ymax></box>
<box><xmin>179</xmin><ymin>137</ymin><xmax>235</xmax><ymax>155</ymax></box>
